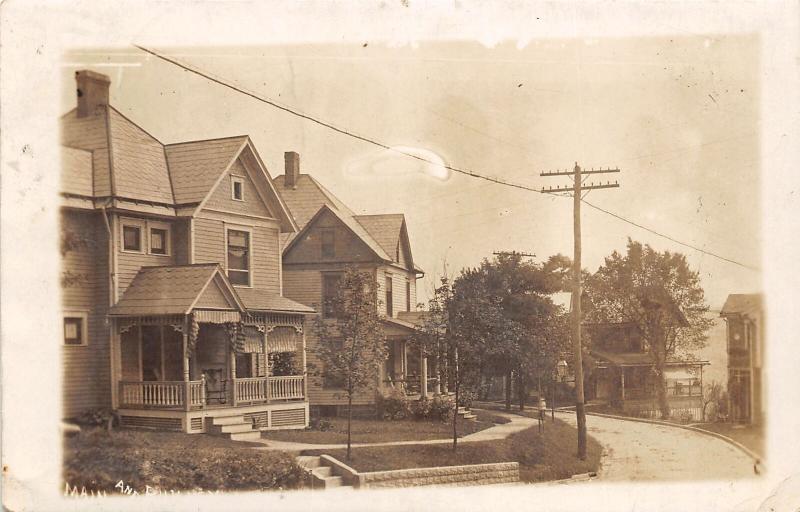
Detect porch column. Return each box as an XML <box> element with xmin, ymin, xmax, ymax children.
<box><xmin>263</xmin><ymin>327</ymin><xmax>270</xmax><ymax>403</ymax></box>
<box><xmin>301</xmin><ymin>327</ymin><xmax>308</xmax><ymax>400</ymax></box>
<box><xmin>620</xmin><ymin>368</ymin><xmax>626</xmax><ymax>400</ymax></box>
<box><xmin>420</xmin><ymin>352</ymin><xmax>429</xmax><ymax>398</ymax></box>
<box><xmin>110</xmin><ymin>320</ymin><xmax>120</xmax><ymax>409</ymax></box>
<box><xmin>182</xmin><ymin>316</ymin><xmax>191</xmax><ymax>412</ymax></box>
<box><xmin>230</xmin><ymin>346</ymin><xmax>238</xmax><ymax>406</ymax></box>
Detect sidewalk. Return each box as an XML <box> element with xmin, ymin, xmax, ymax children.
<box><xmin>253</xmin><ymin>410</ymin><xmax>537</xmax><ymax>451</ymax></box>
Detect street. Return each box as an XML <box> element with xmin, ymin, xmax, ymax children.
<box><xmin>556</xmin><ymin>412</ymin><xmax>757</xmax><ymax>481</ymax></box>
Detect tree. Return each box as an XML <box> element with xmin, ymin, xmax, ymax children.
<box><xmin>584</xmin><ymin>239</ymin><xmax>713</xmax><ymax>419</ymax></box>
<box><xmin>314</xmin><ymin>266</ymin><xmax>387</xmax><ymax>460</ymax></box>
<box><xmin>702</xmin><ymin>381</ymin><xmax>723</xmax><ymax>422</ymax></box>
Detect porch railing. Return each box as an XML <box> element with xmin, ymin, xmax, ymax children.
<box><xmin>119</xmin><ymin>380</ymin><xmax>194</xmax><ymax>408</ymax></box>
<box><xmin>234</xmin><ymin>377</ymin><xmax>269</xmax><ymax>403</ymax></box>
<box><xmin>269</xmin><ymin>375</ymin><xmax>304</xmax><ymax>400</ymax></box>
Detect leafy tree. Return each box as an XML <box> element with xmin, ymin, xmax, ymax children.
<box><xmin>584</xmin><ymin>239</ymin><xmax>713</xmax><ymax>419</ymax></box>
<box><xmin>314</xmin><ymin>266</ymin><xmax>387</xmax><ymax>459</ymax></box>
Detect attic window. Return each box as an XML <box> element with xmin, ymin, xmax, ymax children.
<box><xmin>231</xmin><ymin>176</ymin><xmax>244</xmax><ymax>201</ymax></box>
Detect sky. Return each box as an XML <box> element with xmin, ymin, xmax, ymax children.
<box><xmin>61</xmin><ymin>37</ymin><xmax>761</xmax><ymax>308</ymax></box>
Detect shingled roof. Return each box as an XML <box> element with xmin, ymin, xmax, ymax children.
<box><xmin>720</xmin><ymin>293</ymin><xmax>763</xmax><ymax>317</ymax></box>
<box><xmin>353</xmin><ymin>214</ymin><xmax>405</xmax><ymax>259</ymax></box>
<box><xmin>165</xmin><ymin>136</ymin><xmax>249</xmax><ymax>205</ymax></box>
<box><xmin>109</xmin><ymin>264</ymin><xmax>244</xmax><ymax>316</ymax></box>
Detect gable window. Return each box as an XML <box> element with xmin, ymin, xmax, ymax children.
<box><xmin>322</xmin><ymin>273</ymin><xmax>342</xmax><ymax>318</ymax></box>
<box><xmin>406</xmin><ymin>280</ymin><xmax>411</xmax><ymax>312</ymax></box>
<box><xmin>231</xmin><ymin>176</ymin><xmax>244</xmax><ymax>201</ymax></box>
<box><xmin>320</xmin><ymin>228</ymin><xmax>335</xmax><ymax>259</ymax></box>
<box><xmin>63</xmin><ymin>313</ymin><xmax>88</xmax><ymax>346</ymax></box>
<box><xmin>227</xmin><ymin>228</ymin><xmax>251</xmax><ymax>286</ymax></box>
<box><xmin>122</xmin><ymin>224</ymin><xmax>142</xmax><ymax>252</ymax></box>
<box><xmin>385</xmin><ymin>275</ymin><xmax>393</xmax><ymax>318</ymax></box>
<box><xmin>148</xmin><ymin>222</ymin><xmax>170</xmax><ymax>256</ymax></box>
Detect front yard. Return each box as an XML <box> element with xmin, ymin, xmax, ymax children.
<box><xmin>63</xmin><ymin>428</ymin><xmax>307</xmax><ymax>493</ymax></box>
<box><xmin>261</xmin><ymin>412</ymin><xmax>508</xmax><ymax>445</ymax></box>
<box><xmin>302</xmin><ymin>418</ymin><xmax>603</xmax><ymax>483</ymax></box>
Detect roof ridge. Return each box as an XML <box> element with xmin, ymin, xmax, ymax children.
<box><xmin>164</xmin><ymin>134</ymin><xmax>250</xmax><ymax>147</ymax></box>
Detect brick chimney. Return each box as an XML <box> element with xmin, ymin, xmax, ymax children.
<box><xmin>75</xmin><ymin>70</ymin><xmax>111</xmax><ymax>118</ymax></box>
<box><xmin>284</xmin><ymin>151</ymin><xmax>300</xmax><ymax>188</ymax></box>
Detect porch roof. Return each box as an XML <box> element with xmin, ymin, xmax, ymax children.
<box><xmin>235</xmin><ymin>288</ymin><xmax>315</xmax><ymax>314</ymax></box>
<box><xmin>383</xmin><ymin>316</ymin><xmax>419</xmax><ymax>336</ymax></box>
<box><xmin>109</xmin><ymin>264</ymin><xmax>245</xmax><ymax>316</ymax></box>
<box><xmin>591</xmin><ymin>348</ymin><xmax>708</xmax><ymax>368</ymax></box>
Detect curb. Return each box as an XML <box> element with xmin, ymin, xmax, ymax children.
<box><xmin>561</xmin><ymin>409</ymin><xmax>764</xmax><ymax>469</ymax></box>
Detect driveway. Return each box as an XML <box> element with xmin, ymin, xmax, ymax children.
<box><xmin>556</xmin><ymin>412</ymin><xmax>758</xmax><ymax>481</ymax></box>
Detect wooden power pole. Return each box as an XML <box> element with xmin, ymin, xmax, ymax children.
<box><xmin>541</xmin><ymin>162</ymin><xmax>619</xmax><ymax>460</ymax></box>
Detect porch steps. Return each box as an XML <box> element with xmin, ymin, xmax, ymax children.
<box><xmin>296</xmin><ymin>456</ymin><xmax>350</xmax><ymax>489</ymax></box>
<box><xmin>457</xmin><ymin>406</ymin><xmax>478</xmax><ymax>421</ymax></box>
<box><xmin>208</xmin><ymin>415</ymin><xmax>262</xmax><ymax>442</ymax></box>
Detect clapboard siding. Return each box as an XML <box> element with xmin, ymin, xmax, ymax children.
<box><xmin>172</xmin><ymin>219</ymin><xmax>190</xmax><ymax>265</ymax></box>
<box><xmin>283</xmin><ymin>268</ymin><xmax>378</xmax><ymax>406</ymax></box>
<box><xmin>61</xmin><ymin>210</ymin><xmax>112</xmax><ymax>417</ymax></box>
<box><xmin>204</xmin><ymin>159</ymin><xmax>271</xmax><ymax>217</ymax></box>
<box><xmin>193</xmin><ymin>214</ymin><xmax>281</xmax><ymax>295</ymax></box>
<box><xmin>60</xmin><ymin>108</ymin><xmax>111</xmax><ymax>197</ymax></box>
<box><xmin>116</xmin><ymin>216</ymin><xmax>177</xmax><ymax>298</ymax></box>
<box><xmin>377</xmin><ymin>265</ymin><xmax>418</xmax><ymax>317</ymax></box>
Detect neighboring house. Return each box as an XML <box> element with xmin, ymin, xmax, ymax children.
<box><xmin>272</xmin><ymin>156</ymin><xmax>427</xmax><ymax>415</ymax></box>
<box><xmin>60</xmin><ymin>70</ymin><xmax>314</xmax><ymax>437</ymax></box>
<box><xmin>720</xmin><ymin>293</ymin><xmax>764</xmax><ymax>425</ymax></box>
<box><xmin>587</xmin><ymin>298</ymin><xmax>709</xmax><ymax>421</ymax></box>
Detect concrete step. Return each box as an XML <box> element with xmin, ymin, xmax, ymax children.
<box><xmin>216</xmin><ymin>423</ymin><xmax>258</xmax><ymax>434</ymax></box>
<box><xmin>462</xmin><ymin>413</ymin><xmax>477</xmax><ymax>420</ymax></box>
<box><xmin>312</xmin><ymin>466</ymin><xmax>332</xmax><ymax>478</ymax></box>
<box><xmin>229</xmin><ymin>431</ymin><xmax>262</xmax><ymax>442</ymax></box>
<box><xmin>296</xmin><ymin>455</ymin><xmax>322</xmax><ymax>469</ymax></box>
<box><xmin>323</xmin><ymin>476</ymin><xmax>343</xmax><ymax>488</ymax></box>
<box><xmin>212</xmin><ymin>415</ymin><xmax>248</xmax><ymax>426</ymax></box>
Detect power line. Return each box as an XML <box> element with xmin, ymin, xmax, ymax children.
<box><xmin>133</xmin><ymin>44</ymin><xmax>760</xmax><ymax>272</ymax></box>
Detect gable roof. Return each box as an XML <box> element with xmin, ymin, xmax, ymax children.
<box><xmin>283</xmin><ymin>204</ymin><xmax>392</xmax><ymax>262</ymax></box>
<box><xmin>720</xmin><ymin>293</ymin><xmax>763</xmax><ymax>317</ymax></box>
<box><xmin>353</xmin><ymin>214</ymin><xmax>405</xmax><ymax>259</ymax></box>
<box><xmin>108</xmin><ymin>264</ymin><xmax>245</xmax><ymax>316</ymax></box>
<box><xmin>165</xmin><ymin>135</ymin><xmax>249</xmax><ymax>205</ymax></box>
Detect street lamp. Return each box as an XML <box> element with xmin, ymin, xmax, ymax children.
<box><xmin>553</xmin><ymin>359</ymin><xmax>568</xmax><ymax>422</ymax></box>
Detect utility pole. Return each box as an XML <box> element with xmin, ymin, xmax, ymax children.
<box><xmin>541</xmin><ymin>163</ymin><xmax>619</xmax><ymax>460</ymax></box>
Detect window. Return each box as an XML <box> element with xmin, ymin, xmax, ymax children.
<box><xmin>322</xmin><ymin>273</ymin><xmax>342</xmax><ymax>318</ymax></box>
<box><xmin>63</xmin><ymin>313</ymin><xmax>87</xmax><ymax>346</ymax></box>
<box><xmin>226</xmin><ymin>229</ymin><xmax>251</xmax><ymax>286</ymax></box>
<box><xmin>122</xmin><ymin>224</ymin><xmax>142</xmax><ymax>252</ymax></box>
<box><xmin>150</xmin><ymin>228</ymin><xmax>168</xmax><ymax>255</ymax></box>
<box><xmin>320</xmin><ymin>228</ymin><xmax>335</xmax><ymax>259</ymax></box>
<box><xmin>406</xmin><ymin>280</ymin><xmax>411</xmax><ymax>312</ymax></box>
<box><xmin>385</xmin><ymin>275</ymin><xmax>393</xmax><ymax>317</ymax></box>
<box><xmin>231</xmin><ymin>176</ymin><xmax>244</xmax><ymax>201</ymax></box>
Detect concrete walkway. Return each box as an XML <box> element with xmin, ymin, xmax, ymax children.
<box><xmin>253</xmin><ymin>410</ymin><xmax>536</xmax><ymax>452</ymax></box>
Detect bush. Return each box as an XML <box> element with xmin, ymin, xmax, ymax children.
<box><xmin>457</xmin><ymin>389</ymin><xmax>476</xmax><ymax>409</ymax></box>
<box><xmin>308</xmin><ymin>418</ymin><xmax>334</xmax><ymax>431</ymax></box>
<box><xmin>376</xmin><ymin>388</ymin><xmax>410</xmax><ymax>420</ymax></box>
<box><xmin>74</xmin><ymin>408</ymin><xmax>114</xmax><ymax>427</ymax></box>
<box><xmin>64</xmin><ymin>429</ymin><xmax>307</xmax><ymax>492</ymax></box>
<box><xmin>409</xmin><ymin>395</ymin><xmax>454</xmax><ymax>422</ymax></box>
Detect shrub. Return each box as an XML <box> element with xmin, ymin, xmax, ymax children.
<box><xmin>457</xmin><ymin>389</ymin><xmax>476</xmax><ymax>409</ymax></box>
<box><xmin>308</xmin><ymin>418</ymin><xmax>334</xmax><ymax>431</ymax></box>
<box><xmin>376</xmin><ymin>388</ymin><xmax>410</xmax><ymax>420</ymax></box>
<box><xmin>410</xmin><ymin>397</ymin><xmax>433</xmax><ymax>420</ymax></box>
<box><xmin>63</xmin><ymin>429</ymin><xmax>307</xmax><ymax>492</ymax></box>
<box><xmin>74</xmin><ymin>408</ymin><xmax>114</xmax><ymax>427</ymax></box>
<box><xmin>429</xmin><ymin>394</ymin><xmax>455</xmax><ymax>422</ymax></box>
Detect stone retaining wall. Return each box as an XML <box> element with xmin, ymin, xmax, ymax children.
<box><xmin>358</xmin><ymin>462</ymin><xmax>519</xmax><ymax>488</ymax></box>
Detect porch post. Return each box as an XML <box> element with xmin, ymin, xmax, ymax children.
<box><xmin>263</xmin><ymin>327</ymin><xmax>270</xmax><ymax>403</ymax></box>
<box><xmin>230</xmin><ymin>347</ymin><xmax>238</xmax><ymax>406</ymax></box>
<box><xmin>182</xmin><ymin>316</ymin><xmax>191</xmax><ymax>412</ymax></box>
<box><xmin>620</xmin><ymin>368</ymin><xmax>626</xmax><ymax>401</ymax></box>
<box><xmin>110</xmin><ymin>319</ymin><xmax>120</xmax><ymax>409</ymax></box>
<box><xmin>301</xmin><ymin>326</ymin><xmax>308</xmax><ymax>400</ymax></box>
<box><xmin>420</xmin><ymin>351</ymin><xmax>429</xmax><ymax>399</ymax></box>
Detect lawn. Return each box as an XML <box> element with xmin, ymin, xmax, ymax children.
<box><xmin>691</xmin><ymin>422</ymin><xmax>765</xmax><ymax>459</ymax></box>
<box><xmin>261</xmin><ymin>413</ymin><xmax>504</xmax><ymax>444</ymax></box>
<box><xmin>302</xmin><ymin>418</ymin><xmax>602</xmax><ymax>483</ymax></box>
<box><xmin>64</xmin><ymin>427</ymin><xmax>307</xmax><ymax>493</ymax></box>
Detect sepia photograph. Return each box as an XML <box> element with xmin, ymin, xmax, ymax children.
<box><xmin>2</xmin><ymin>2</ymin><xmax>799</xmax><ymax>511</ymax></box>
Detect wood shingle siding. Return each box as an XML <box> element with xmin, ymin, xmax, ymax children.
<box><xmin>284</xmin><ymin>209</ymin><xmax>376</xmax><ymax>265</ymax></box>
<box><xmin>61</xmin><ymin>210</ymin><xmax>112</xmax><ymax>418</ymax></box>
<box><xmin>203</xmin><ymin>159</ymin><xmax>271</xmax><ymax>217</ymax></box>
<box><xmin>60</xmin><ymin>108</ymin><xmax>112</xmax><ymax>197</ymax></box>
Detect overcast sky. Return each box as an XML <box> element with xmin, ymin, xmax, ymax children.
<box><xmin>62</xmin><ymin>37</ymin><xmax>761</xmax><ymax>308</ymax></box>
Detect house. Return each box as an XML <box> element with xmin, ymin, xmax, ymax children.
<box><xmin>720</xmin><ymin>293</ymin><xmax>764</xmax><ymax>425</ymax></box>
<box><xmin>60</xmin><ymin>70</ymin><xmax>315</xmax><ymax>437</ymax></box>
<box><xmin>272</xmin><ymin>157</ymin><xmax>427</xmax><ymax>415</ymax></box>
<box><xmin>586</xmin><ymin>295</ymin><xmax>709</xmax><ymax>421</ymax></box>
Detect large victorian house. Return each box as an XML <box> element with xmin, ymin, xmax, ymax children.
<box><xmin>720</xmin><ymin>293</ymin><xmax>764</xmax><ymax>425</ymax></box>
<box><xmin>61</xmin><ymin>70</ymin><xmax>314</xmax><ymax>438</ymax></box>
<box><xmin>272</xmin><ymin>157</ymin><xmax>429</xmax><ymax>415</ymax></box>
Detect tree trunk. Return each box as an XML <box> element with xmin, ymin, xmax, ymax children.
<box><xmin>505</xmin><ymin>370</ymin><xmax>512</xmax><ymax>411</ymax></box>
<box><xmin>452</xmin><ymin>378</ymin><xmax>459</xmax><ymax>452</ymax></box>
<box><xmin>347</xmin><ymin>394</ymin><xmax>353</xmax><ymax>460</ymax></box>
<box><xmin>518</xmin><ymin>372</ymin><xmax>526</xmax><ymax>411</ymax></box>
<box><xmin>654</xmin><ymin>364</ymin><xmax>670</xmax><ymax>419</ymax></box>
